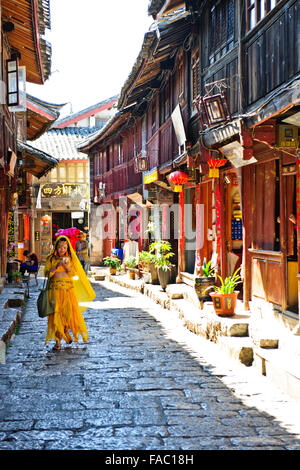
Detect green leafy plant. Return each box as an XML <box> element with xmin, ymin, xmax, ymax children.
<box><xmin>11</xmin><ymin>271</ymin><xmax>22</xmax><ymax>281</ymax></box>
<box><xmin>201</xmin><ymin>258</ymin><xmax>215</xmax><ymax>277</ymax></box>
<box><xmin>206</xmin><ymin>267</ymin><xmax>242</xmax><ymax>294</ymax></box>
<box><xmin>103</xmin><ymin>256</ymin><xmax>121</xmax><ymax>269</ymax></box>
<box><xmin>149</xmin><ymin>241</ymin><xmax>174</xmax><ymax>272</ymax></box>
<box><xmin>139</xmin><ymin>250</ymin><xmax>155</xmax><ymax>265</ymax></box>
<box><xmin>7</xmin><ymin>212</ymin><xmax>16</xmax><ymax>260</ymax></box>
<box><xmin>124</xmin><ymin>256</ymin><xmax>138</xmax><ymax>269</ymax></box>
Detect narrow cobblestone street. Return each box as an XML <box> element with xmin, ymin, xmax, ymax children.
<box><xmin>0</xmin><ymin>279</ymin><xmax>300</xmax><ymax>451</ymax></box>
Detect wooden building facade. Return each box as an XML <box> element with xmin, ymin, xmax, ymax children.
<box><xmin>0</xmin><ymin>0</ymin><xmax>54</xmax><ymax>289</ymax></box>
<box><xmin>185</xmin><ymin>0</ymin><xmax>300</xmax><ymax>325</ymax></box>
<box><xmin>83</xmin><ymin>0</ymin><xmax>300</xmax><ymax>326</ymax></box>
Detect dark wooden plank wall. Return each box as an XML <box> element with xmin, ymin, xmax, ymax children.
<box><xmin>245</xmin><ymin>1</ymin><xmax>300</xmax><ymax>105</ymax></box>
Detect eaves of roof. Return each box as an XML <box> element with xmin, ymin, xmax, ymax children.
<box><xmin>77</xmin><ymin>110</ymin><xmax>131</xmax><ymax>153</ymax></box>
<box><xmin>27</xmin><ymin>94</ymin><xmax>66</xmax><ymax>118</ymax></box>
<box><xmin>77</xmin><ymin>8</ymin><xmax>192</xmax><ymax>153</ymax></box>
<box><xmin>148</xmin><ymin>0</ymin><xmax>185</xmax><ymax>18</ymax></box>
<box><xmin>118</xmin><ymin>8</ymin><xmax>191</xmax><ymax>111</ymax></box>
<box><xmin>26</xmin><ymin>94</ymin><xmax>65</xmax><ymax>141</ymax></box>
<box><xmin>17</xmin><ymin>139</ymin><xmax>58</xmax><ymax>178</ymax></box>
<box><xmin>54</xmin><ymin>95</ymin><xmax>119</xmax><ymax>129</ymax></box>
<box><xmin>2</xmin><ymin>0</ymin><xmax>52</xmax><ymax>84</ymax></box>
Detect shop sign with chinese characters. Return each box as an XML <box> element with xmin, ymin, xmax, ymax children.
<box><xmin>41</xmin><ymin>183</ymin><xmax>88</xmax><ymax>198</ymax></box>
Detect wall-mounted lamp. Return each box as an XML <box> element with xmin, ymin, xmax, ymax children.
<box><xmin>134</xmin><ymin>150</ymin><xmax>149</xmax><ymax>173</ymax></box>
<box><xmin>195</xmin><ymin>92</ymin><xmax>232</xmax><ymax>130</ymax></box>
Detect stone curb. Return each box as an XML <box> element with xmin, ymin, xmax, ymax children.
<box><xmin>0</xmin><ymin>285</ymin><xmax>26</xmax><ymax>349</ymax></box>
<box><xmin>100</xmin><ymin>271</ymin><xmax>300</xmax><ymax>399</ymax></box>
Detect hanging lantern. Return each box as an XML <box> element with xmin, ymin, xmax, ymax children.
<box><xmin>41</xmin><ymin>214</ymin><xmax>51</xmax><ymax>226</ymax></box>
<box><xmin>134</xmin><ymin>151</ymin><xmax>149</xmax><ymax>173</ymax></box>
<box><xmin>168</xmin><ymin>170</ymin><xmax>189</xmax><ymax>192</ymax></box>
<box><xmin>208</xmin><ymin>156</ymin><xmax>227</xmax><ymax>178</ymax></box>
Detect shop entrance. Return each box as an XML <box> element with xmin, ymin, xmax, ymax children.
<box><xmin>284</xmin><ymin>172</ymin><xmax>298</xmax><ymax>313</ymax></box>
<box><xmin>224</xmin><ymin>171</ymin><xmax>243</xmax><ymax>277</ymax></box>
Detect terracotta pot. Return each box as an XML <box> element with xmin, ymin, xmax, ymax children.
<box><xmin>128</xmin><ymin>270</ymin><xmax>136</xmax><ymax>280</ymax></box>
<box><xmin>210</xmin><ymin>291</ymin><xmax>239</xmax><ymax>317</ymax></box>
<box><xmin>109</xmin><ymin>267</ymin><xmax>117</xmax><ymax>275</ymax></box>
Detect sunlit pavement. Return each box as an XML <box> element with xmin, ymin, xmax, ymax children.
<box><xmin>0</xmin><ymin>278</ymin><xmax>300</xmax><ymax>450</ymax></box>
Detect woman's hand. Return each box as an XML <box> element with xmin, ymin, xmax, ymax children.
<box><xmin>62</xmin><ymin>258</ymin><xmax>71</xmax><ymax>272</ymax></box>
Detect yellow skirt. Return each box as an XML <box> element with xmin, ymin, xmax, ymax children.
<box><xmin>45</xmin><ymin>278</ymin><xmax>88</xmax><ymax>345</ymax></box>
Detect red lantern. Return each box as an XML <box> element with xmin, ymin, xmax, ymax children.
<box><xmin>168</xmin><ymin>170</ymin><xmax>189</xmax><ymax>192</ymax></box>
<box><xmin>41</xmin><ymin>214</ymin><xmax>51</xmax><ymax>226</ymax></box>
<box><xmin>208</xmin><ymin>156</ymin><xmax>227</xmax><ymax>178</ymax></box>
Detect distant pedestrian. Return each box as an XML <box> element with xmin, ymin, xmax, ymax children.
<box><xmin>75</xmin><ymin>231</ymin><xmax>89</xmax><ymax>274</ymax></box>
<box><xmin>43</xmin><ymin>236</ymin><xmax>95</xmax><ymax>351</ymax></box>
<box><xmin>20</xmin><ymin>250</ymin><xmax>39</xmax><ymax>275</ymax></box>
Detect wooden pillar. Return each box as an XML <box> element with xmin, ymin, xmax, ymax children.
<box><xmin>242</xmin><ymin>164</ymin><xmax>253</xmax><ymax>310</ymax></box>
<box><xmin>279</xmin><ymin>158</ymin><xmax>288</xmax><ymax>311</ymax></box>
<box><xmin>296</xmin><ymin>157</ymin><xmax>300</xmax><ymax>320</ymax></box>
<box><xmin>177</xmin><ymin>190</ymin><xmax>185</xmax><ymax>280</ymax></box>
<box><xmin>219</xmin><ymin>175</ymin><xmax>227</xmax><ymax>279</ymax></box>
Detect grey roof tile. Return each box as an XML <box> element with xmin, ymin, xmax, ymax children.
<box><xmin>31</xmin><ymin>127</ymin><xmax>96</xmax><ymax>161</ymax></box>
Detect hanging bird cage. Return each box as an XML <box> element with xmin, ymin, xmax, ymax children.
<box><xmin>208</xmin><ymin>155</ymin><xmax>227</xmax><ymax>178</ymax></box>
<box><xmin>168</xmin><ymin>170</ymin><xmax>189</xmax><ymax>192</ymax></box>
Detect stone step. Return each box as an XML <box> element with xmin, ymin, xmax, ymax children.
<box><xmin>217</xmin><ymin>336</ymin><xmax>254</xmax><ymax>367</ymax></box>
<box><xmin>93</xmin><ymin>273</ymin><xmax>106</xmax><ymax>281</ymax></box>
<box><xmin>253</xmin><ymin>347</ymin><xmax>300</xmax><ymax>400</ymax></box>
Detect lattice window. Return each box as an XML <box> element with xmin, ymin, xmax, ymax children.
<box><xmin>191</xmin><ymin>49</ymin><xmax>200</xmax><ymax>109</ymax></box>
<box><xmin>209</xmin><ymin>0</ymin><xmax>235</xmax><ymax>64</ymax></box>
<box><xmin>246</xmin><ymin>0</ymin><xmax>282</xmax><ymax>31</ymax></box>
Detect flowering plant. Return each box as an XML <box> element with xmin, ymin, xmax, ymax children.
<box><xmin>7</xmin><ymin>241</ymin><xmax>16</xmax><ymax>260</ymax></box>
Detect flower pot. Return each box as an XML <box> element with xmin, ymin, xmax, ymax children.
<box><xmin>210</xmin><ymin>291</ymin><xmax>239</xmax><ymax>317</ymax></box>
<box><xmin>109</xmin><ymin>267</ymin><xmax>117</xmax><ymax>275</ymax></box>
<box><xmin>194</xmin><ymin>276</ymin><xmax>215</xmax><ymax>301</ymax></box>
<box><xmin>128</xmin><ymin>270</ymin><xmax>136</xmax><ymax>280</ymax></box>
<box><xmin>140</xmin><ymin>261</ymin><xmax>159</xmax><ymax>284</ymax></box>
<box><xmin>6</xmin><ymin>261</ymin><xmax>19</xmax><ymax>284</ymax></box>
<box><xmin>157</xmin><ymin>268</ymin><xmax>171</xmax><ymax>291</ymax></box>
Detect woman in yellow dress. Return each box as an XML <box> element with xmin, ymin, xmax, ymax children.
<box><xmin>43</xmin><ymin>236</ymin><xmax>96</xmax><ymax>351</ymax></box>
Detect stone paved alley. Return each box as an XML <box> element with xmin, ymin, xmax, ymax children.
<box><xmin>0</xmin><ymin>278</ymin><xmax>300</xmax><ymax>451</ymax></box>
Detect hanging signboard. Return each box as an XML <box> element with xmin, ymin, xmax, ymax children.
<box><xmin>143</xmin><ymin>167</ymin><xmax>159</xmax><ymax>185</ymax></box>
<box><xmin>7</xmin><ymin>150</ymin><xmax>17</xmax><ymax>176</ymax></box>
<box><xmin>220</xmin><ymin>141</ymin><xmax>257</xmax><ymax>168</ymax></box>
<box><xmin>41</xmin><ymin>183</ymin><xmax>88</xmax><ymax>198</ymax></box>
<box><xmin>171</xmin><ymin>104</ymin><xmax>187</xmax><ymax>149</ymax></box>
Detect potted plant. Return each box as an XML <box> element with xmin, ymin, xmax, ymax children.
<box><xmin>138</xmin><ymin>250</ymin><xmax>158</xmax><ymax>284</ymax></box>
<box><xmin>205</xmin><ymin>267</ymin><xmax>242</xmax><ymax>317</ymax></box>
<box><xmin>103</xmin><ymin>256</ymin><xmax>121</xmax><ymax>275</ymax></box>
<box><xmin>12</xmin><ymin>271</ymin><xmax>22</xmax><ymax>284</ymax></box>
<box><xmin>194</xmin><ymin>258</ymin><xmax>216</xmax><ymax>301</ymax></box>
<box><xmin>149</xmin><ymin>241</ymin><xmax>175</xmax><ymax>291</ymax></box>
<box><xmin>124</xmin><ymin>256</ymin><xmax>138</xmax><ymax>280</ymax></box>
